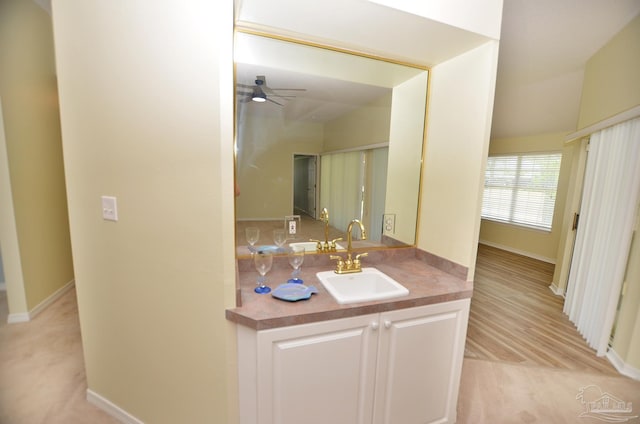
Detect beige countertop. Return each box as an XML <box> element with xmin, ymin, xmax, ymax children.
<box><xmin>225</xmin><ymin>247</ymin><xmax>473</xmax><ymax>330</ymax></box>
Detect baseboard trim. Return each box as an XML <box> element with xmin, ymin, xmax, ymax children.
<box><xmin>548</xmin><ymin>283</ymin><xmax>564</xmax><ymax>297</ymax></box>
<box><xmin>30</xmin><ymin>279</ymin><xmax>75</xmax><ymax>320</ymax></box>
<box><xmin>7</xmin><ymin>279</ymin><xmax>75</xmax><ymax>324</ymax></box>
<box><xmin>607</xmin><ymin>348</ymin><xmax>640</xmax><ymax>381</ymax></box>
<box><xmin>479</xmin><ymin>240</ymin><xmax>556</xmax><ymax>264</ymax></box>
<box><xmin>87</xmin><ymin>389</ymin><xmax>144</xmax><ymax>424</ymax></box>
<box><xmin>7</xmin><ymin>312</ymin><xmax>29</xmax><ymax>324</ymax></box>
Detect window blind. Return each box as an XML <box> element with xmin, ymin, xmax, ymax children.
<box><xmin>481</xmin><ymin>153</ymin><xmax>562</xmax><ymax>231</ymax></box>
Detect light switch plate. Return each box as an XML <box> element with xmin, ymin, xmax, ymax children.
<box><xmin>284</xmin><ymin>215</ymin><xmax>301</xmax><ymax>236</ymax></box>
<box><xmin>383</xmin><ymin>213</ymin><xmax>395</xmax><ymax>233</ymax></box>
<box><xmin>101</xmin><ymin>196</ymin><xmax>118</xmax><ymax>221</ymax></box>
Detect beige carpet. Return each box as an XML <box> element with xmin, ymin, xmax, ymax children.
<box><xmin>0</xmin><ymin>289</ymin><xmax>119</xmax><ymax>424</ymax></box>
<box><xmin>2</xmin><ymin>289</ymin><xmax>639</xmax><ymax>423</ymax></box>
<box><xmin>458</xmin><ymin>358</ymin><xmax>640</xmax><ymax>423</ymax></box>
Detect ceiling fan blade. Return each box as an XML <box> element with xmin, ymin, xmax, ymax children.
<box><xmin>267</xmin><ymin>98</ymin><xmax>283</xmax><ymax>106</ymax></box>
<box><xmin>269</xmin><ymin>88</ymin><xmax>307</xmax><ymax>92</ymax></box>
<box><xmin>238</xmin><ymin>75</ymin><xmax>303</xmax><ymax>105</ymax></box>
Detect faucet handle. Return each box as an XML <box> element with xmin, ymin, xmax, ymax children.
<box><xmin>329</xmin><ymin>237</ymin><xmax>343</xmax><ymax>250</ymax></box>
<box><xmin>354</xmin><ymin>252</ymin><xmax>368</xmax><ymax>270</ymax></box>
<box><xmin>310</xmin><ymin>239</ymin><xmax>324</xmax><ymax>251</ymax></box>
<box><xmin>329</xmin><ymin>255</ymin><xmax>345</xmax><ymax>273</ymax></box>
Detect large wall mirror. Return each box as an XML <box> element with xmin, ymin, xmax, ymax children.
<box><xmin>234</xmin><ymin>31</ymin><xmax>428</xmax><ymax>256</ymax></box>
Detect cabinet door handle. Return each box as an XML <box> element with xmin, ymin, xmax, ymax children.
<box><xmin>371</xmin><ymin>322</ymin><xmax>379</xmax><ymax>331</ymax></box>
<box><xmin>384</xmin><ymin>320</ymin><xmax>392</xmax><ymax>329</ymax></box>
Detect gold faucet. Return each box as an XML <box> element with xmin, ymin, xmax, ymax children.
<box><xmin>311</xmin><ymin>208</ymin><xmax>342</xmax><ymax>252</ymax></box>
<box><xmin>330</xmin><ymin>218</ymin><xmax>368</xmax><ymax>274</ymax></box>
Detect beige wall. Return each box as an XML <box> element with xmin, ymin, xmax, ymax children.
<box><xmin>236</xmin><ymin>115</ymin><xmax>324</xmax><ymax>220</ymax></box>
<box><xmin>577</xmin><ymin>14</ymin><xmax>640</xmax><ymax>130</ymax></box>
<box><xmin>323</xmin><ymin>93</ymin><xmax>391</xmax><ymax>152</ymax></box>
<box><xmin>0</xmin><ymin>0</ymin><xmax>73</xmax><ymax>314</ymax></box>
<box><xmin>576</xmin><ymin>14</ymin><xmax>640</xmax><ymax>372</ymax></box>
<box><xmin>0</xmin><ymin>98</ymin><xmax>28</xmax><ymax>315</ymax></box>
<box><xmin>550</xmin><ymin>138</ymin><xmax>586</xmax><ymax>294</ymax></box>
<box><xmin>612</xmin><ymin>211</ymin><xmax>640</xmax><ymax>370</ymax></box>
<box><xmin>50</xmin><ymin>0</ymin><xmax>503</xmax><ymax>422</ymax></box>
<box><xmin>385</xmin><ymin>74</ymin><xmax>428</xmax><ymax>244</ymax></box>
<box><xmin>418</xmin><ymin>40</ymin><xmax>500</xmax><ymax>281</ymax></box>
<box><xmin>52</xmin><ymin>1</ymin><xmax>237</xmax><ymax>423</ymax></box>
<box><xmin>478</xmin><ymin>131</ymin><xmax>572</xmax><ymax>262</ymax></box>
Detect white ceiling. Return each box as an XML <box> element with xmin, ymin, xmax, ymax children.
<box><xmin>234</xmin><ymin>0</ymin><xmax>491</xmax><ymax>67</ymax></box>
<box><xmin>234</xmin><ymin>0</ymin><xmax>489</xmax><ymax>123</ymax></box>
<box><xmin>236</xmin><ymin>0</ymin><xmax>640</xmax><ymax>139</ymax></box>
<box><xmin>236</xmin><ymin>64</ymin><xmax>393</xmax><ymax>123</ymax></box>
<box><xmin>234</xmin><ymin>31</ymin><xmax>426</xmax><ymax>122</ymax></box>
<box><xmin>37</xmin><ymin>0</ymin><xmax>640</xmax><ymax>138</ymax></box>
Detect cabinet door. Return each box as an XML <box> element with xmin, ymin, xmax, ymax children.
<box><xmin>373</xmin><ymin>299</ymin><xmax>470</xmax><ymax>424</ymax></box>
<box><xmin>256</xmin><ymin>314</ymin><xmax>380</xmax><ymax>424</ymax></box>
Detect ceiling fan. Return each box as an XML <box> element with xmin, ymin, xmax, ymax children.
<box><xmin>237</xmin><ymin>75</ymin><xmax>306</xmax><ymax>106</ymax></box>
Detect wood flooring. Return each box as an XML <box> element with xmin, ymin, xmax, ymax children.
<box><xmin>465</xmin><ymin>244</ymin><xmax>618</xmax><ymax>375</ymax></box>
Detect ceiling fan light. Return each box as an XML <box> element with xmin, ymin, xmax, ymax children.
<box><xmin>252</xmin><ymin>87</ymin><xmax>267</xmax><ymax>102</ymax></box>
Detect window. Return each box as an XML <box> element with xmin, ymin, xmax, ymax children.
<box><xmin>481</xmin><ymin>152</ymin><xmax>562</xmax><ymax>231</ymax></box>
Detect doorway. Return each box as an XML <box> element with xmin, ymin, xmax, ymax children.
<box><xmin>293</xmin><ymin>154</ymin><xmax>318</xmax><ymax>219</ymax></box>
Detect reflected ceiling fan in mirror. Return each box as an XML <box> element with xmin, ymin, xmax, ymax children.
<box><xmin>237</xmin><ymin>75</ymin><xmax>306</xmax><ymax>106</ymax></box>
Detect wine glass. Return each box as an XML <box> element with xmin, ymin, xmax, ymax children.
<box><xmin>273</xmin><ymin>229</ymin><xmax>287</xmax><ymax>249</ymax></box>
<box><xmin>287</xmin><ymin>245</ymin><xmax>305</xmax><ymax>284</ymax></box>
<box><xmin>254</xmin><ymin>251</ymin><xmax>273</xmax><ymax>294</ymax></box>
<box><xmin>245</xmin><ymin>227</ymin><xmax>260</xmax><ymax>249</ymax></box>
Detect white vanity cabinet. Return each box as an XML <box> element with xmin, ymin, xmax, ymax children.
<box><xmin>372</xmin><ymin>299</ymin><xmax>470</xmax><ymax>424</ymax></box>
<box><xmin>237</xmin><ymin>298</ymin><xmax>470</xmax><ymax>424</ymax></box>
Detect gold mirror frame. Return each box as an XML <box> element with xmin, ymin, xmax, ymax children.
<box><xmin>234</xmin><ymin>29</ymin><xmax>430</xmax><ymax>258</ymax></box>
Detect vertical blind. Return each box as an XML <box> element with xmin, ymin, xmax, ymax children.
<box><xmin>481</xmin><ymin>153</ymin><xmax>562</xmax><ymax>230</ymax></box>
<box><xmin>320</xmin><ymin>151</ymin><xmax>363</xmax><ymax>232</ymax></box>
<box><xmin>564</xmin><ymin>117</ymin><xmax>640</xmax><ymax>356</ymax></box>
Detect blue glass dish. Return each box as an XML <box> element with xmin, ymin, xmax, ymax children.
<box><xmin>271</xmin><ymin>283</ymin><xmax>318</xmax><ymax>302</ymax></box>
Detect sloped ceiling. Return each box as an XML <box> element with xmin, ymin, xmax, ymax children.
<box><xmin>491</xmin><ymin>0</ymin><xmax>640</xmax><ymax>138</ymax></box>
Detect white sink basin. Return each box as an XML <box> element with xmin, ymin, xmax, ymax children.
<box><xmin>289</xmin><ymin>241</ymin><xmax>345</xmax><ymax>252</ymax></box>
<box><xmin>316</xmin><ymin>267</ymin><xmax>409</xmax><ymax>304</ymax></box>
